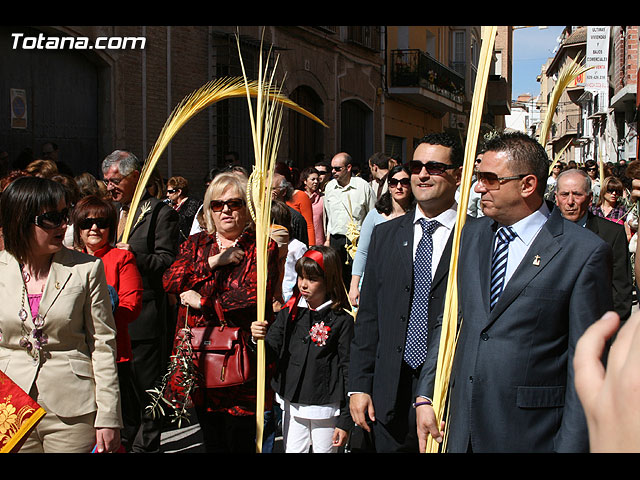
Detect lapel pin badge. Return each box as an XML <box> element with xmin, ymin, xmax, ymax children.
<box><xmin>532</xmin><ymin>255</ymin><xmax>541</xmax><ymax>267</ymax></box>
<box><xmin>55</xmin><ymin>281</ymin><xmax>61</xmax><ymax>289</ymax></box>
<box><xmin>403</xmin><ymin>240</ymin><xmax>408</xmax><ymax>247</ymax></box>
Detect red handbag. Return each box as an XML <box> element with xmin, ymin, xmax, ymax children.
<box><xmin>187</xmin><ymin>298</ymin><xmax>256</xmax><ymax>388</ymax></box>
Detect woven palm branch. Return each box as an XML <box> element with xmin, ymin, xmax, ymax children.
<box><xmin>121</xmin><ymin>77</ymin><xmax>327</xmax><ymax>243</ymax></box>
<box><xmin>538</xmin><ymin>56</ymin><xmax>592</xmax><ymax>152</ymax></box>
<box><xmin>425</xmin><ymin>26</ymin><xmax>498</xmax><ymax>454</ymax></box>
<box><xmin>234</xmin><ymin>31</ymin><xmax>327</xmax><ymax>452</ymax></box>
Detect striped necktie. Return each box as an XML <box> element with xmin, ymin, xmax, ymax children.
<box><xmin>404</xmin><ymin>218</ymin><xmax>440</xmax><ymax>369</ymax></box>
<box><xmin>490</xmin><ymin>225</ymin><xmax>517</xmax><ymax>310</ymax></box>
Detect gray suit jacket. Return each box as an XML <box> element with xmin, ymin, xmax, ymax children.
<box><xmin>442</xmin><ymin>207</ymin><xmax>613</xmax><ymax>453</ymax></box>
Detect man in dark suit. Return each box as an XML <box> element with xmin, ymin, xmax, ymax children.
<box><xmin>416</xmin><ymin>132</ymin><xmax>614</xmax><ymax>453</ymax></box>
<box><xmin>348</xmin><ymin>133</ymin><xmax>463</xmax><ymax>452</ymax></box>
<box><xmin>102</xmin><ymin>150</ymin><xmax>179</xmax><ymax>453</ymax></box>
<box><xmin>555</xmin><ymin>168</ymin><xmax>632</xmax><ymax>321</ymax></box>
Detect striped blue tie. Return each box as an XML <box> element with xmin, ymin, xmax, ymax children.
<box><xmin>490</xmin><ymin>226</ymin><xmax>517</xmax><ymax>310</ymax></box>
<box><xmin>404</xmin><ymin>218</ymin><xmax>440</xmax><ymax>369</ymax></box>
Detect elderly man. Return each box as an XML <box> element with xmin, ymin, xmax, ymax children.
<box><xmin>416</xmin><ymin>132</ymin><xmax>613</xmax><ymax>453</ymax></box>
<box><xmin>323</xmin><ymin>152</ymin><xmax>376</xmax><ymax>285</ymax></box>
<box><xmin>349</xmin><ymin>133</ymin><xmax>463</xmax><ymax>452</ymax></box>
<box><xmin>555</xmin><ymin>168</ymin><xmax>632</xmax><ymax>321</ymax></box>
<box><xmin>102</xmin><ymin>150</ymin><xmax>179</xmax><ymax>453</ymax></box>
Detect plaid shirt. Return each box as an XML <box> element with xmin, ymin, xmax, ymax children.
<box><xmin>589</xmin><ymin>204</ymin><xmax>628</xmax><ymax>224</ymax></box>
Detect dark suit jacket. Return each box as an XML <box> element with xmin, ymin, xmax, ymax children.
<box><xmin>119</xmin><ymin>195</ymin><xmax>179</xmax><ymax>341</ymax></box>
<box><xmin>440</xmin><ymin>207</ymin><xmax>613</xmax><ymax>453</ymax></box>
<box><xmin>585</xmin><ymin>212</ymin><xmax>632</xmax><ymax>320</ymax></box>
<box><xmin>265</xmin><ymin>305</ymin><xmax>354</xmax><ymax>431</ymax></box>
<box><xmin>348</xmin><ymin>209</ymin><xmax>457</xmax><ymax>426</ymax></box>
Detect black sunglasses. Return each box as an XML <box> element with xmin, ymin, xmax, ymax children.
<box><xmin>167</xmin><ymin>189</ymin><xmax>178</xmax><ymax>194</ymax></box>
<box><xmin>388</xmin><ymin>177</ymin><xmax>411</xmax><ymax>187</ymax></box>
<box><xmin>78</xmin><ymin>217</ymin><xmax>110</xmax><ymax>230</ymax></box>
<box><xmin>409</xmin><ymin>160</ymin><xmax>458</xmax><ymax>176</ymax></box>
<box><xmin>34</xmin><ymin>208</ymin><xmax>69</xmax><ymax>229</ymax></box>
<box><xmin>210</xmin><ymin>198</ymin><xmax>245</xmax><ymax>212</ymax></box>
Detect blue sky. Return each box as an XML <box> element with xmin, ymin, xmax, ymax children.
<box><xmin>511</xmin><ymin>25</ymin><xmax>566</xmax><ymax>100</ymax></box>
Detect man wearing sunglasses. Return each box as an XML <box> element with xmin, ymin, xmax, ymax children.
<box><xmin>349</xmin><ymin>133</ymin><xmax>463</xmax><ymax>452</ymax></box>
<box><xmin>323</xmin><ymin>152</ymin><xmax>376</xmax><ymax>286</ymax></box>
<box><xmin>416</xmin><ymin>131</ymin><xmax>613</xmax><ymax>453</ymax></box>
<box><xmin>101</xmin><ymin>150</ymin><xmax>179</xmax><ymax>453</ymax></box>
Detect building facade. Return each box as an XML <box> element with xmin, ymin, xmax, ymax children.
<box><xmin>2</xmin><ymin>25</ymin><xmax>512</xmax><ymax>198</ymax></box>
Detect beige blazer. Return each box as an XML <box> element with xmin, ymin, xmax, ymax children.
<box><xmin>0</xmin><ymin>247</ymin><xmax>122</xmax><ymax>428</ymax></box>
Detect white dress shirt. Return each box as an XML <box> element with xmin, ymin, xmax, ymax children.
<box><xmin>412</xmin><ymin>203</ymin><xmax>459</xmax><ymax>280</ymax></box>
<box><xmin>495</xmin><ymin>201</ymin><xmax>550</xmax><ymax>287</ymax></box>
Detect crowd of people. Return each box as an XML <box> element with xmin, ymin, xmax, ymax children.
<box><xmin>1</xmin><ymin>132</ymin><xmax>640</xmax><ymax>454</ymax></box>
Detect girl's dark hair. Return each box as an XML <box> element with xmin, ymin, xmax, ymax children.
<box><xmin>375</xmin><ymin>164</ymin><xmax>415</xmax><ymax>215</ymax></box>
<box><xmin>271</xmin><ymin>199</ymin><xmax>292</xmax><ymax>235</ymax></box>
<box><xmin>0</xmin><ymin>176</ymin><xmax>67</xmax><ymax>263</ymax></box>
<box><xmin>71</xmin><ymin>195</ymin><xmax>118</xmax><ymax>248</ymax></box>
<box><xmin>294</xmin><ymin>245</ymin><xmax>350</xmax><ymax>311</ymax></box>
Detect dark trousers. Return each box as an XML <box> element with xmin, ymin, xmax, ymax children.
<box><xmin>118</xmin><ymin>361</ymin><xmax>140</xmax><ymax>452</ymax></box>
<box><xmin>195</xmin><ymin>408</ymin><xmax>256</xmax><ymax>453</ymax></box>
<box><xmin>127</xmin><ymin>337</ymin><xmax>166</xmax><ymax>453</ymax></box>
<box><xmin>329</xmin><ymin>234</ymin><xmax>352</xmax><ymax>288</ymax></box>
<box><xmin>371</xmin><ymin>361</ymin><xmax>421</xmax><ymax>453</ymax></box>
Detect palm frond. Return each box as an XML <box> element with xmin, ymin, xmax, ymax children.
<box><xmin>121</xmin><ymin>76</ymin><xmax>327</xmax><ymax>243</ymax></box>
<box><xmin>426</xmin><ymin>26</ymin><xmax>497</xmax><ymax>454</ymax></box>
<box><xmin>538</xmin><ymin>57</ymin><xmax>592</xmax><ymax>150</ymax></box>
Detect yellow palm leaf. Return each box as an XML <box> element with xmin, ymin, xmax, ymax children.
<box><xmin>425</xmin><ymin>25</ymin><xmax>497</xmax><ymax>454</ymax></box>
<box><xmin>538</xmin><ymin>57</ymin><xmax>592</xmax><ymax>150</ymax></box>
<box><xmin>121</xmin><ymin>77</ymin><xmax>327</xmax><ymax>243</ymax></box>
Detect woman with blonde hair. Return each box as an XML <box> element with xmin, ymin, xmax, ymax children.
<box><xmin>162</xmin><ymin>172</ymin><xmax>280</xmax><ymax>452</ymax></box>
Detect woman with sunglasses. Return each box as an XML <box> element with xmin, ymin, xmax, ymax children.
<box><xmin>71</xmin><ymin>195</ymin><xmax>143</xmax><ymax>451</ymax></box>
<box><xmin>348</xmin><ymin>165</ymin><xmax>415</xmax><ymax>307</ymax></box>
<box><xmin>166</xmin><ymin>176</ymin><xmax>202</xmax><ymax>245</ymax></box>
<box><xmin>590</xmin><ymin>176</ymin><xmax>628</xmax><ymax>224</ymax></box>
<box><xmin>0</xmin><ymin>177</ymin><xmax>122</xmax><ymax>453</ymax></box>
<box><xmin>162</xmin><ymin>172</ymin><xmax>280</xmax><ymax>453</ymax></box>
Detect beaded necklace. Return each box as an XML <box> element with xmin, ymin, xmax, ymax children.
<box><xmin>18</xmin><ymin>265</ymin><xmax>47</xmax><ymax>363</ymax></box>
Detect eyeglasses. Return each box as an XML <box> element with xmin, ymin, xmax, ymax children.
<box><xmin>78</xmin><ymin>217</ymin><xmax>110</xmax><ymax>230</ymax></box>
<box><xmin>388</xmin><ymin>177</ymin><xmax>411</xmax><ymax>188</ymax></box>
<box><xmin>475</xmin><ymin>170</ymin><xmax>527</xmax><ymax>190</ymax></box>
<box><xmin>606</xmin><ymin>188</ymin><xmax>622</xmax><ymax>195</ymax></box>
<box><xmin>34</xmin><ymin>208</ymin><xmax>69</xmax><ymax>229</ymax></box>
<box><xmin>166</xmin><ymin>189</ymin><xmax>178</xmax><ymax>194</ymax></box>
<box><xmin>331</xmin><ymin>166</ymin><xmax>344</xmax><ymax>172</ymax></box>
<box><xmin>103</xmin><ymin>172</ymin><xmax>132</xmax><ymax>188</ymax></box>
<box><xmin>210</xmin><ymin>198</ymin><xmax>245</xmax><ymax>212</ymax></box>
<box><xmin>409</xmin><ymin>160</ymin><xmax>458</xmax><ymax>176</ymax></box>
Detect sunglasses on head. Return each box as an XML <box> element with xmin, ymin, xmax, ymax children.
<box><xmin>210</xmin><ymin>198</ymin><xmax>245</xmax><ymax>212</ymax></box>
<box><xmin>34</xmin><ymin>208</ymin><xmax>69</xmax><ymax>229</ymax></box>
<box><xmin>388</xmin><ymin>177</ymin><xmax>411</xmax><ymax>188</ymax></box>
<box><xmin>78</xmin><ymin>217</ymin><xmax>110</xmax><ymax>230</ymax></box>
<box><xmin>409</xmin><ymin>160</ymin><xmax>458</xmax><ymax>176</ymax></box>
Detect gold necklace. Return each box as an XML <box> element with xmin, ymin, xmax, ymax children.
<box><xmin>18</xmin><ymin>264</ymin><xmax>47</xmax><ymax>363</ymax></box>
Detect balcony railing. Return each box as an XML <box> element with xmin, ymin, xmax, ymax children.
<box><xmin>390</xmin><ymin>49</ymin><xmax>465</xmax><ymax>104</ymax></box>
<box><xmin>552</xmin><ymin>114</ymin><xmax>581</xmax><ymax>139</ymax></box>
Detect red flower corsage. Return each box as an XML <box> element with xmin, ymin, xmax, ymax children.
<box><xmin>309</xmin><ymin>321</ymin><xmax>331</xmax><ymax>346</ymax></box>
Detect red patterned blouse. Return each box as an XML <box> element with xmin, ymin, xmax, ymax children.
<box><xmin>162</xmin><ymin>228</ymin><xmax>279</xmax><ymax>416</ymax></box>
